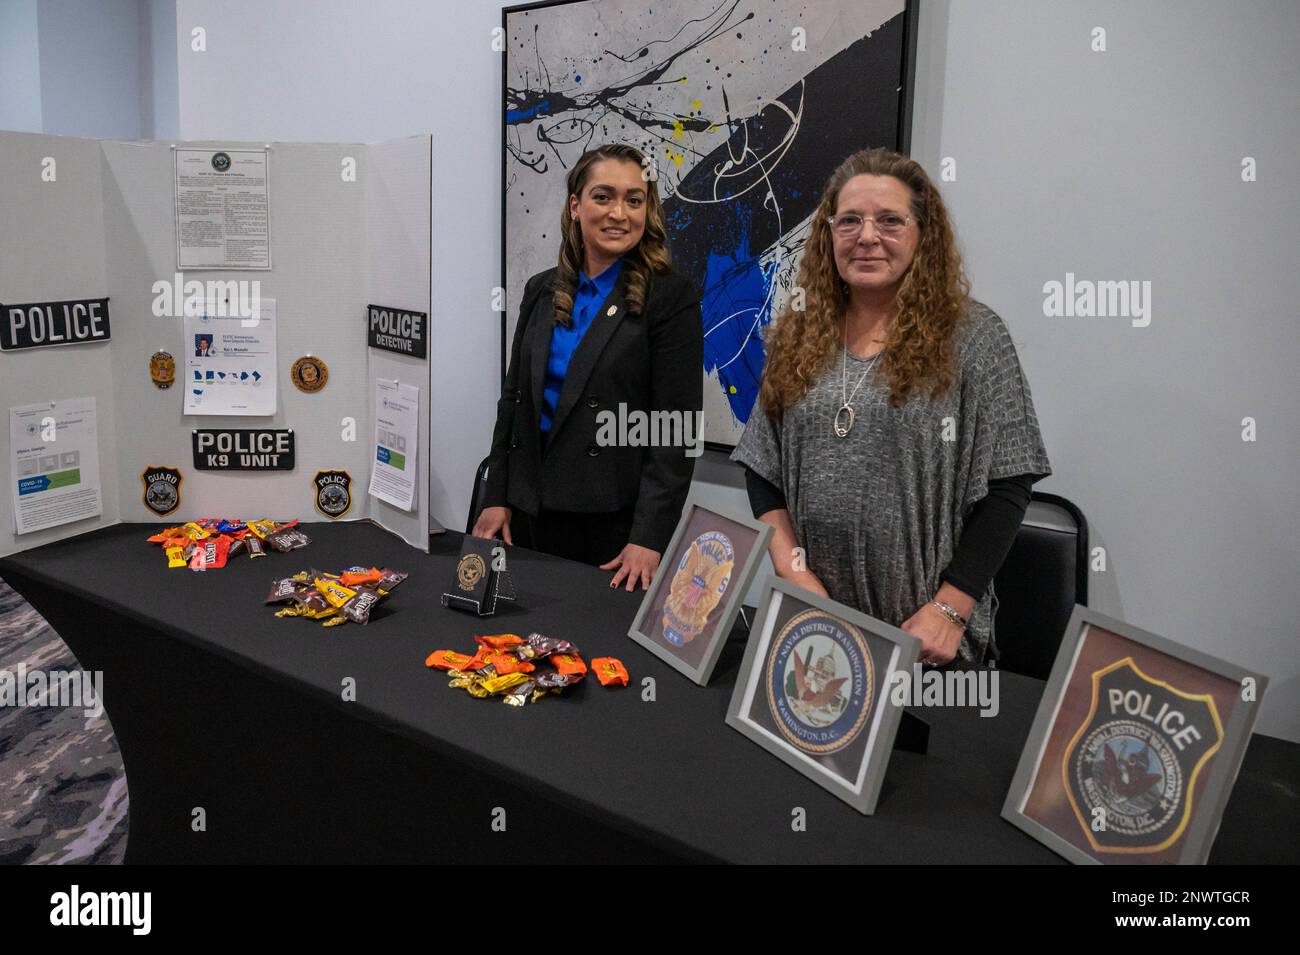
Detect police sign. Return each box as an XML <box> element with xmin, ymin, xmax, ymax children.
<box><xmin>1</xmin><ymin>298</ymin><xmax>112</xmax><ymax>351</ymax></box>
<box><xmin>367</xmin><ymin>304</ymin><xmax>427</xmax><ymax>359</ymax></box>
<box><xmin>192</xmin><ymin>429</ymin><xmax>295</xmax><ymax>471</ymax></box>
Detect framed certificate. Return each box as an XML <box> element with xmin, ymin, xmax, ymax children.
<box><xmin>628</xmin><ymin>494</ymin><xmax>772</xmax><ymax>685</ymax></box>
<box><xmin>725</xmin><ymin>576</ymin><xmax>922</xmax><ymax>814</ymax></box>
<box><xmin>1002</xmin><ymin>606</ymin><xmax>1267</xmax><ymax>864</ymax></box>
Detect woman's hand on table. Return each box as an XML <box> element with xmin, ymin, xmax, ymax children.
<box><xmin>471</xmin><ymin>506</ymin><xmax>513</xmax><ymax>546</ymax></box>
<box><xmin>601</xmin><ymin>543</ymin><xmax>660</xmax><ymax>591</ymax></box>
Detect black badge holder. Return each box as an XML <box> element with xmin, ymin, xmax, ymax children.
<box><xmin>441</xmin><ymin>536</ymin><xmax>516</xmax><ymax>616</ymax></box>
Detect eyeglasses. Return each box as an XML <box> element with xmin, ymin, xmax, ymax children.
<box><xmin>826</xmin><ymin>212</ymin><xmax>913</xmax><ymax>239</ymax></box>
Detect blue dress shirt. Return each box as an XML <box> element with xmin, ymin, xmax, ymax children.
<box><xmin>538</xmin><ymin>258</ymin><xmax>623</xmax><ymax>433</ymax></box>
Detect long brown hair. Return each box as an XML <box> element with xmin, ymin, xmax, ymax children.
<box><xmin>553</xmin><ymin>144</ymin><xmax>672</xmax><ymax>326</ymax></box>
<box><xmin>759</xmin><ymin>147</ymin><xmax>970</xmax><ymax>414</ymax></box>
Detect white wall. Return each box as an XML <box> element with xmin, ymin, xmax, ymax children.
<box><xmin>15</xmin><ymin>0</ymin><xmax>1299</xmax><ymax>741</ymax></box>
<box><xmin>141</xmin><ymin>0</ymin><xmax>180</xmax><ymax>139</ymax></box>
<box><xmin>36</xmin><ymin>0</ymin><xmax>144</xmax><ymax>139</ymax></box>
<box><xmin>0</xmin><ymin>0</ymin><xmax>168</xmax><ymax>139</ymax></box>
<box><xmin>0</xmin><ymin>0</ymin><xmax>43</xmax><ymax>132</ymax></box>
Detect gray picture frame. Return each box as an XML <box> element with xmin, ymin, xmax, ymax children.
<box><xmin>627</xmin><ymin>493</ymin><xmax>772</xmax><ymax>685</ymax></box>
<box><xmin>1001</xmin><ymin>604</ymin><xmax>1267</xmax><ymax>865</ymax></box>
<box><xmin>725</xmin><ymin>575</ymin><xmax>922</xmax><ymax>815</ymax></box>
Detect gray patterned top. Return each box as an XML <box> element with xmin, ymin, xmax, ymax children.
<box><xmin>731</xmin><ymin>300</ymin><xmax>1052</xmax><ymax>665</ymax></box>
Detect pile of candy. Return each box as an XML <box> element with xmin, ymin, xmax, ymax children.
<box><xmin>265</xmin><ymin>565</ymin><xmax>407</xmax><ymax>627</ymax></box>
<box><xmin>147</xmin><ymin>519</ymin><xmax>310</xmax><ymax>570</ymax></box>
<box><xmin>426</xmin><ymin>632</ymin><xmax>628</xmax><ymax>706</ymax></box>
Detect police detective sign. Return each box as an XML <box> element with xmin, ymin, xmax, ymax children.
<box><xmin>192</xmin><ymin>429</ymin><xmax>295</xmax><ymax>471</ymax></box>
<box><xmin>367</xmin><ymin>304</ymin><xmax>427</xmax><ymax>359</ymax></box>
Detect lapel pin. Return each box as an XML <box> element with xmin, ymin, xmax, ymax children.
<box><xmin>606</xmin><ymin>305</ymin><xmax>618</xmax><ymax>317</ymax></box>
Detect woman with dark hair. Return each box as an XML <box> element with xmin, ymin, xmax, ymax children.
<box><xmin>473</xmin><ymin>143</ymin><xmax>703</xmax><ymax>590</ymax></box>
<box><xmin>733</xmin><ymin>147</ymin><xmax>1052</xmax><ymax>666</ymax></box>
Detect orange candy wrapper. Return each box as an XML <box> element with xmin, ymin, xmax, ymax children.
<box><xmin>340</xmin><ymin>566</ymin><xmax>384</xmax><ymax>587</ymax></box>
<box><xmin>550</xmin><ymin>653</ymin><xmax>587</xmax><ymax>676</ymax></box>
<box><xmin>483</xmin><ymin>651</ymin><xmax>534</xmax><ymax>675</ymax></box>
<box><xmin>474</xmin><ymin>633</ymin><xmax>524</xmax><ymax>651</ymax></box>
<box><xmin>591</xmin><ymin>657</ymin><xmax>629</xmax><ymax>687</ymax></box>
<box><xmin>425</xmin><ymin>649</ymin><xmax>474</xmax><ymax>670</ymax></box>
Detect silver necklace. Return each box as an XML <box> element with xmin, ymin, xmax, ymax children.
<box><xmin>835</xmin><ymin>330</ymin><xmax>883</xmax><ymax>438</ymax></box>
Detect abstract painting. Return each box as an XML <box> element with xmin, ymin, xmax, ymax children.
<box><xmin>503</xmin><ymin>0</ymin><xmax>915</xmax><ymax>446</ymax></box>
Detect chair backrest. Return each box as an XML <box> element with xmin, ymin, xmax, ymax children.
<box><xmin>992</xmin><ymin>492</ymin><xmax>1088</xmax><ymax>680</ymax></box>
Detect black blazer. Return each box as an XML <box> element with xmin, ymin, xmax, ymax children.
<box><xmin>481</xmin><ymin>264</ymin><xmax>704</xmax><ymax>552</ymax></box>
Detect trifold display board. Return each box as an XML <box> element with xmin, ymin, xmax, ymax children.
<box><xmin>0</xmin><ymin>131</ymin><xmax>434</xmax><ymax>557</ymax></box>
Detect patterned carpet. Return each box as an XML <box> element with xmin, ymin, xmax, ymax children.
<box><xmin>0</xmin><ymin>575</ymin><xmax>127</xmax><ymax>864</ymax></box>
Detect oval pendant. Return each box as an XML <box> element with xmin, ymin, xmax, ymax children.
<box><xmin>834</xmin><ymin>403</ymin><xmax>855</xmax><ymax>438</ymax></box>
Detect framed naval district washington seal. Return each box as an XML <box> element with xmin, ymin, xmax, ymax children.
<box><xmin>627</xmin><ymin>494</ymin><xmax>772</xmax><ymax>686</ymax></box>
<box><xmin>725</xmin><ymin>576</ymin><xmax>922</xmax><ymax>814</ymax></box>
<box><xmin>1002</xmin><ymin>606</ymin><xmax>1266</xmax><ymax>864</ymax></box>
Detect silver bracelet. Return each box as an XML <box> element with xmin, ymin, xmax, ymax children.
<box><xmin>931</xmin><ymin>600</ymin><xmax>968</xmax><ymax>630</ymax></box>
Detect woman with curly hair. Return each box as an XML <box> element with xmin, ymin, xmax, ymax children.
<box><xmin>474</xmin><ymin>143</ymin><xmax>703</xmax><ymax>589</ymax></box>
<box><xmin>732</xmin><ymin>147</ymin><xmax>1052</xmax><ymax>666</ymax></box>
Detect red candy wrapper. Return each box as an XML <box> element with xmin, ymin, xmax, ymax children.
<box><xmin>591</xmin><ymin>657</ymin><xmax>629</xmax><ymax>687</ymax></box>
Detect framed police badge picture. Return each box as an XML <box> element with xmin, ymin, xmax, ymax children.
<box><xmin>628</xmin><ymin>495</ymin><xmax>772</xmax><ymax>686</ymax></box>
<box><xmin>725</xmin><ymin>576</ymin><xmax>921</xmax><ymax>814</ymax></box>
<box><xmin>1002</xmin><ymin>606</ymin><xmax>1266</xmax><ymax>865</ymax></box>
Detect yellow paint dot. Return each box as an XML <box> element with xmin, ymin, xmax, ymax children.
<box><xmin>729</xmin><ymin>385</ymin><xmax>737</xmax><ymax>394</ymax></box>
<box><xmin>692</xmin><ymin>100</ymin><xmax>702</xmax><ymax>109</ymax></box>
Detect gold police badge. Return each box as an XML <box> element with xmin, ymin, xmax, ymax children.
<box><xmin>149</xmin><ymin>350</ymin><xmax>175</xmax><ymax>388</ymax></box>
<box><xmin>661</xmin><ymin>532</ymin><xmax>734</xmax><ymax>646</ymax></box>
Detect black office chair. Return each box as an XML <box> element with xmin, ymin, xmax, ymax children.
<box><xmin>991</xmin><ymin>492</ymin><xmax>1088</xmax><ymax>680</ymax></box>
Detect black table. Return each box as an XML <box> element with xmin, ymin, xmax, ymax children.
<box><xmin>1</xmin><ymin>522</ymin><xmax>1295</xmax><ymax>864</ymax></box>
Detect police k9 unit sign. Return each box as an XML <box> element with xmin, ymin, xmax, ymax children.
<box><xmin>192</xmin><ymin>429</ymin><xmax>295</xmax><ymax>470</ymax></box>
<box><xmin>1</xmin><ymin>298</ymin><xmax>112</xmax><ymax>351</ymax></box>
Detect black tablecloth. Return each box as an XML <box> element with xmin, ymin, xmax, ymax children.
<box><xmin>1</xmin><ymin>521</ymin><xmax>1295</xmax><ymax>864</ymax></box>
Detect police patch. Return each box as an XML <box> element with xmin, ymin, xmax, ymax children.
<box><xmin>313</xmin><ymin>469</ymin><xmax>352</xmax><ymax>519</ymax></box>
<box><xmin>141</xmin><ymin>466</ymin><xmax>182</xmax><ymax>516</ymax></box>
<box><xmin>456</xmin><ymin>553</ymin><xmax>486</xmax><ymax>592</ymax></box>
<box><xmin>661</xmin><ymin>531</ymin><xmax>734</xmax><ymax>646</ymax></box>
<box><xmin>766</xmin><ymin>610</ymin><xmax>875</xmax><ymax>756</ymax></box>
<box><xmin>1063</xmin><ymin>658</ymin><xmax>1224</xmax><ymax>855</ymax></box>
